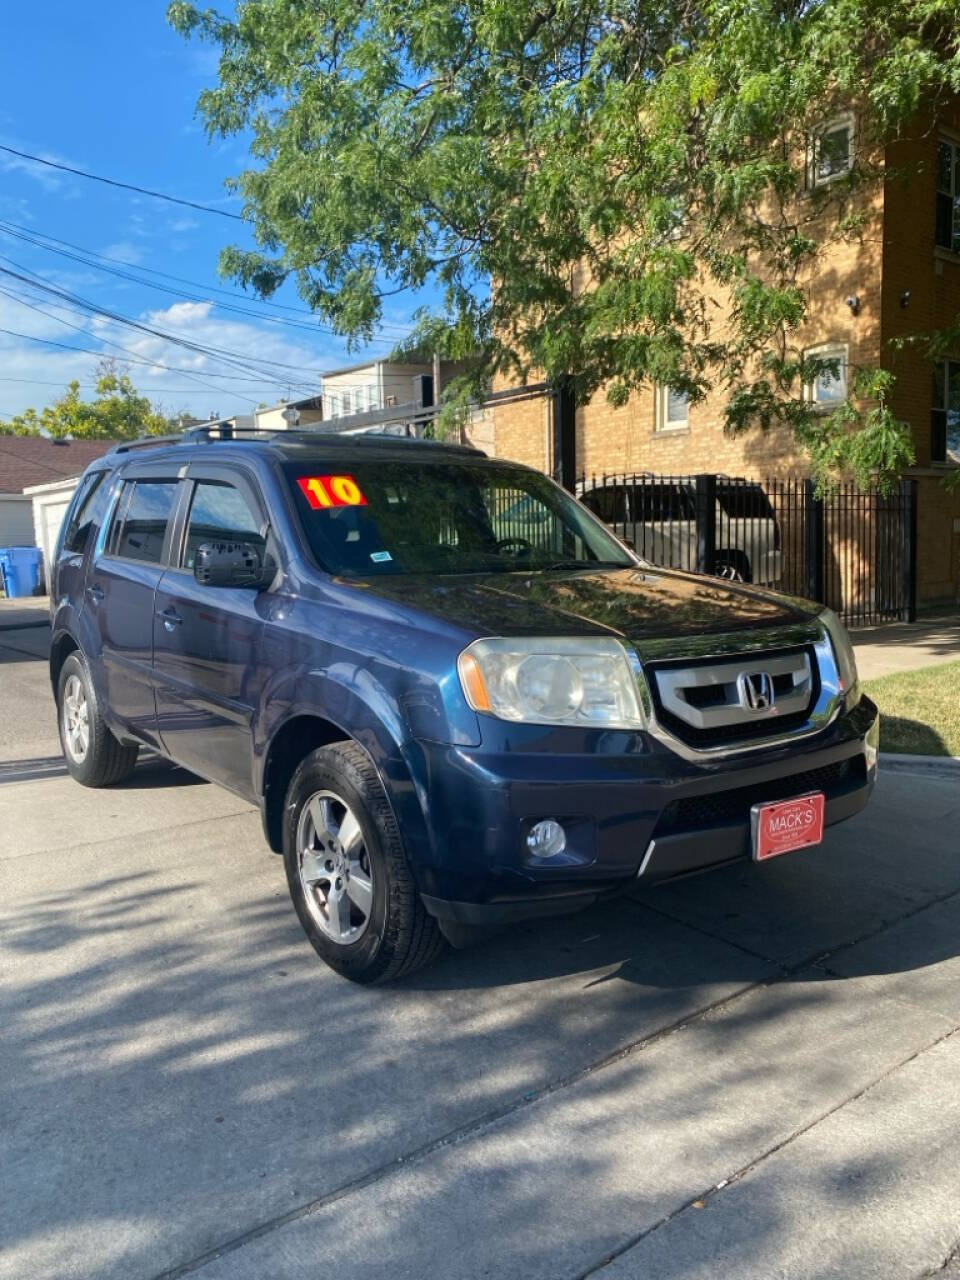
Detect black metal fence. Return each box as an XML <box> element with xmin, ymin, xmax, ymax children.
<box><xmin>576</xmin><ymin>472</ymin><xmax>917</xmax><ymax>626</ymax></box>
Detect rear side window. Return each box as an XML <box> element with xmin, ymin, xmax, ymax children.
<box><xmin>581</xmin><ymin>486</ymin><xmax>627</xmax><ymax>524</ymax></box>
<box><xmin>61</xmin><ymin>472</ymin><xmax>109</xmax><ymax>555</ymax></box>
<box><xmin>182</xmin><ymin>480</ymin><xmax>264</xmax><ymax>569</ymax></box>
<box><xmin>716</xmin><ymin>484</ymin><xmax>775</xmax><ymax>521</ymax></box>
<box><xmin>109</xmin><ymin>480</ymin><xmax>179</xmax><ymax>565</ymax></box>
<box><xmin>634</xmin><ymin>484</ymin><xmax>693</xmax><ymax>522</ymax></box>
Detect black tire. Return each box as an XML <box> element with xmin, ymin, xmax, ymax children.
<box><xmin>57</xmin><ymin>652</ymin><xmax>139</xmax><ymax>787</ymax></box>
<box><xmin>282</xmin><ymin>741</ymin><xmax>445</xmax><ymax>984</ymax></box>
<box><xmin>714</xmin><ymin>552</ymin><xmax>751</xmax><ymax>583</ymax></box>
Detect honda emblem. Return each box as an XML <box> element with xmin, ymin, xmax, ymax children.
<box><xmin>737</xmin><ymin>670</ymin><xmax>775</xmax><ymax>714</ymax></box>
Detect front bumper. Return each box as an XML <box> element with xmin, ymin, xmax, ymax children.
<box><xmin>416</xmin><ymin>696</ymin><xmax>879</xmax><ymax>926</ymax></box>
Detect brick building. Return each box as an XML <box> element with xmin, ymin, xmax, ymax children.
<box><xmin>475</xmin><ymin>102</ymin><xmax>960</xmax><ymax>606</ymax></box>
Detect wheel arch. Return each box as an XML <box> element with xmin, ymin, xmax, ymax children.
<box><xmin>49</xmin><ymin>630</ymin><xmax>80</xmax><ymax>692</ymax></box>
<box><xmin>260</xmin><ymin>714</ymin><xmax>351</xmax><ymax>852</ymax></box>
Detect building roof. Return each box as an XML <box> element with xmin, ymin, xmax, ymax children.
<box><xmin>320</xmin><ymin>354</ymin><xmax>431</xmax><ymax>378</ymax></box>
<box><xmin>320</xmin><ymin>357</ymin><xmax>387</xmax><ymax>378</ymax></box>
<box><xmin>0</xmin><ymin>437</ymin><xmax>115</xmax><ymax>494</ymax></box>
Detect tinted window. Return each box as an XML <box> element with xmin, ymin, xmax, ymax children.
<box><xmin>716</xmin><ymin>484</ymin><xmax>775</xmax><ymax>521</ymax></box>
<box><xmin>285</xmin><ymin>460</ymin><xmax>632</xmax><ymax>577</ymax></box>
<box><xmin>61</xmin><ymin>472</ymin><xmax>109</xmax><ymax>555</ymax></box>
<box><xmin>634</xmin><ymin>484</ymin><xmax>692</xmax><ymax>522</ymax></box>
<box><xmin>111</xmin><ymin>480</ymin><xmax>179</xmax><ymax>565</ymax></box>
<box><xmin>581</xmin><ymin>486</ymin><xmax>627</xmax><ymax>524</ymax></box>
<box><xmin>183</xmin><ymin>480</ymin><xmax>264</xmax><ymax>569</ymax></box>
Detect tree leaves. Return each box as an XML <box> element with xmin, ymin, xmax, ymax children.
<box><xmin>1</xmin><ymin>362</ymin><xmax>177</xmax><ymax>440</ymax></box>
<box><xmin>169</xmin><ymin>0</ymin><xmax>960</xmax><ymax>481</ymax></box>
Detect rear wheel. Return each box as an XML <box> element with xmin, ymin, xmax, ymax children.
<box><xmin>57</xmin><ymin>652</ymin><xmax>139</xmax><ymax>787</ymax></box>
<box><xmin>283</xmin><ymin>741</ymin><xmax>445</xmax><ymax>983</ymax></box>
<box><xmin>714</xmin><ymin>552</ymin><xmax>751</xmax><ymax>583</ymax></box>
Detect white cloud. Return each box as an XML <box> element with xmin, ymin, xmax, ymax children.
<box><xmin>0</xmin><ymin>294</ymin><xmax>358</xmax><ymax>422</ymax></box>
<box><xmin>101</xmin><ymin>241</ymin><xmax>144</xmax><ymax>266</ymax></box>
<box><xmin>0</xmin><ymin>146</ymin><xmax>66</xmax><ymax>193</ymax></box>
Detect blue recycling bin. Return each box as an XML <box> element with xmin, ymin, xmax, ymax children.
<box><xmin>0</xmin><ymin>546</ymin><xmax>44</xmax><ymax>598</ymax></box>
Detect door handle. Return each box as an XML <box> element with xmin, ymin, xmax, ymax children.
<box><xmin>157</xmin><ymin>606</ymin><xmax>182</xmax><ymax>631</ymax></box>
<box><xmin>87</xmin><ymin>583</ymin><xmax>104</xmax><ymax>603</ymax></box>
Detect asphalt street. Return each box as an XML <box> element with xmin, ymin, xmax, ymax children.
<box><xmin>1</xmin><ymin>618</ymin><xmax>959</xmax><ymax>1280</ymax></box>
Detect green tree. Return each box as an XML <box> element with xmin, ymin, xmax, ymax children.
<box><xmin>2</xmin><ymin>363</ymin><xmax>176</xmax><ymax>440</ymax></box>
<box><xmin>169</xmin><ymin>0</ymin><xmax>960</xmax><ymax>484</ymax></box>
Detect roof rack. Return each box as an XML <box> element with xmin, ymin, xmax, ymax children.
<box><xmin>109</xmin><ymin>423</ymin><xmax>484</xmax><ymax>456</ymax></box>
<box><xmin>111</xmin><ymin>425</ymin><xmax>296</xmax><ymax>454</ymax></box>
<box><xmin>111</xmin><ymin>432</ymin><xmax>193</xmax><ymax>454</ymax></box>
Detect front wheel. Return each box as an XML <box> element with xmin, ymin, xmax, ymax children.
<box><xmin>282</xmin><ymin>742</ymin><xmax>445</xmax><ymax>983</ymax></box>
<box><xmin>57</xmin><ymin>652</ymin><xmax>139</xmax><ymax>787</ymax></box>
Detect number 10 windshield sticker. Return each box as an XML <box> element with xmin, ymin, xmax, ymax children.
<box><xmin>297</xmin><ymin>475</ymin><xmax>368</xmax><ymax>509</ymax></box>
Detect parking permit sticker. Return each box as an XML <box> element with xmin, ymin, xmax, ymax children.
<box><xmin>297</xmin><ymin>474</ymin><xmax>368</xmax><ymax>509</ymax></box>
<box><xmin>370</xmin><ymin>551</ymin><xmax>392</xmax><ymax>563</ymax></box>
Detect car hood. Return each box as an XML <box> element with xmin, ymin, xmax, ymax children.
<box><xmin>355</xmin><ymin>566</ymin><xmax>819</xmax><ymax>642</ymax></box>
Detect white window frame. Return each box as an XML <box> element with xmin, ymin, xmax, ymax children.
<box><xmin>808</xmin><ymin>113</ymin><xmax>855</xmax><ymax>189</ymax></box>
<box><xmin>803</xmin><ymin>342</ymin><xmax>849</xmax><ymax>409</ymax></box>
<box><xmin>655</xmin><ymin>384</ymin><xmax>690</xmax><ymax>432</ymax></box>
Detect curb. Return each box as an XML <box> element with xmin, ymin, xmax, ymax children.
<box><xmin>0</xmin><ymin>619</ymin><xmax>50</xmax><ymax>633</ymax></box>
<box><xmin>880</xmin><ymin>752</ymin><xmax>960</xmax><ymax>778</ymax></box>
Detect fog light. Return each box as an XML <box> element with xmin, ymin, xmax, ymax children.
<box><xmin>526</xmin><ymin>819</ymin><xmax>567</xmax><ymax>857</ymax></box>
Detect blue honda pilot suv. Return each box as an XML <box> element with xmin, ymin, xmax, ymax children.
<box><xmin>50</xmin><ymin>429</ymin><xmax>878</xmax><ymax>983</ymax></box>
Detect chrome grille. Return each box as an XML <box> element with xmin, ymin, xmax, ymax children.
<box><xmin>647</xmin><ymin>646</ymin><xmax>818</xmax><ymax>749</ymax></box>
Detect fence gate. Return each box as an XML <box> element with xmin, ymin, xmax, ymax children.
<box><xmin>577</xmin><ymin>472</ymin><xmax>917</xmax><ymax>626</ymax></box>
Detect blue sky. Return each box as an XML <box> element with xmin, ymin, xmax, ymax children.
<box><xmin>0</xmin><ymin>1</ymin><xmax>411</xmax><ymax>422</ymax></box>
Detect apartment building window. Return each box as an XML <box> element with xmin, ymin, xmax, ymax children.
<box><xmin>936</xmin><ymin>138</ymin><xmax>960</xmax><ymax>253</ymax></box>
<box><xmin>809</xmin><ymin>114</ymin><xmax>854</xmax><ymax>188</ymax></box>
<box><xmin>804</xmin><ymin>343</ymin><xmax>848</xmax><ymax>407</ymax></box>
<box><xmin>655</xmin><ymin>385</ymin><xmax>690</xmax><ymax>431</ymax></box>
<box><xmin>931</xmin><ymin>359</ymin><xmax>960</xmax><ymax>464</ymax></box>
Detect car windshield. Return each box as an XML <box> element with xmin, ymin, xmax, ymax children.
<box><xmin>283</xmin><ymin>458</ymin><xmax>634</xmax><ymax>577</ymax></box>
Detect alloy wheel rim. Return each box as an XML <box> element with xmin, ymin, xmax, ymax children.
<box><xmin>62</xmin><ymin>674</ymin><xmax>90</xmax><ymax>763</ymax></box>
<box><xmin>296</xmin><ymin>790</ymin><xmax>374</xmax><ymax>944</ymax></box>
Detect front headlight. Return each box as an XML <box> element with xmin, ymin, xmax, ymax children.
<box><xmin>819</xmin><ymin>607</ymin><xmax>859</xmax><ymax>699</ymax></box>
<box><xmin>458</xmin><ymin>636</ymin><xmax>647</xmax><ymax>729</ymax></box>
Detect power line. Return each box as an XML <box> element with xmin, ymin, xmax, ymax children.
<box><xmin>0</xmin><ymin>221</ymin><xmax>404</xmax><ymax>344</ymax></box>
<box><xmin>0</xmin><ymin>265</ymin><xmax>326</xmax><ymax>393</ymax></box>
<box><xmin>0</xmin><ymin>289</ymin><xmax>263</xmax><ymax>406</ymax></box>
<box><xmin>0</xmin><ymin>323</ymin><xmax>309</xmax><ymax>385</ymax></box>
<box><xmin>0</xmin><ymin>219</ymin><xmax>414</xmax><ymax>337</ymax></box>
<box><xmin>0</xmin><ymin>375</ymin><xmax>277</xmax><ymax>394</ymax></box>
<box><xmin>0</xmin><ymin>144</ymin><xmax>244</xmax><ymax>221</ymax></box>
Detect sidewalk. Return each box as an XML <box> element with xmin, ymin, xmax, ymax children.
<box><xmin>0</xmin><ymin>595</ymin><xmax>50</xmax><ymax>631</ymax></box>
<box><xmin>850</xmin><ymin>612</ymin><xmax>960</xmax><ymax>680</ymax></box>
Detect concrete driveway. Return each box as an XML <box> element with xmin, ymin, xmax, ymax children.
<box><xmin>2</xmin><ymin>616</ymin><xmax>959</xmax><ymax>1280</ymax></box>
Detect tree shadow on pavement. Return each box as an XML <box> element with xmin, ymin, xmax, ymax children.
<box><xmin>1</xmin><ymin>772</ymin><xmax>958</xmax><ymax>1280</ymax></box>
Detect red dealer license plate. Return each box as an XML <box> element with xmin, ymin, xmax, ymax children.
<box><xmin>751</xmin><ymin>792</ymin><xmax>825</xmax><ymax>862</ymax></box>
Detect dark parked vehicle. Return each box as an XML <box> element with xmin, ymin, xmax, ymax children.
<box><xmin>50</xmin><ymin>430</ymin><xmax>878</xmax><ymax>983</ymax></box>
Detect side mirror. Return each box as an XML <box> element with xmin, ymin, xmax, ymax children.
<box><xmin>194</xmin><ymin>541</ymin><xmax>274</xmax><ymax>590</ymax></box>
